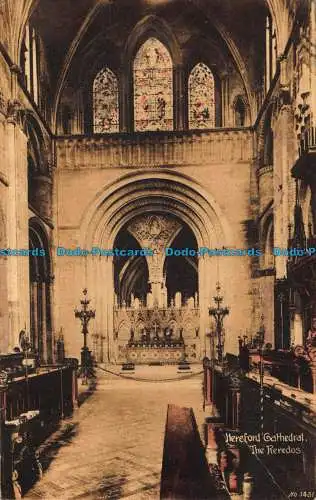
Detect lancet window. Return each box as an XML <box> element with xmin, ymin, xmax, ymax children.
<box><xmin>188</xmin><ymin>63</ymin><xmax>215</xmax><ymax>129</ymax></box>
<box><xmin>133</xmin><ymin>38</ymin><xmax>173</xmax><ymax>132</ymax></box>
<box><xmin>21</xmin><ymin>23</ymin><xmax>40</xmax><ymax>104</ymax></box>
<box><xmin>93</xmin><ymin>67</ymin><xmax>119</xmax><ymax>134</ymax></box>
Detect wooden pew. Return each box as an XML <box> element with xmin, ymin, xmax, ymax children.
<box><xmin>160</xmin><ymin>404</ymin><xmax>225</xmax><ymax>499</ymax></box>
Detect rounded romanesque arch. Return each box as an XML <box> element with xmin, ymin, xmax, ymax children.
<box><xmin>75</xmin><ymin>170</ymin><xmax>239</xmax><ymax>363</ymax></box>
<box><xmin>80</xmin><ymin>170</ymin><xmax>232</xmax><ymax>250</ymax></box>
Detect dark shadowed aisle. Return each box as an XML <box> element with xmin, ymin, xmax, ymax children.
<box><xmin>25</xmin><ymin>367</ymin><xmax>204</xmax><ymax>499</ymax></box>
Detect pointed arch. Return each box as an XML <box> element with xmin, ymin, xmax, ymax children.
<box><xmin>188</xmin><ymin>63</ymin><xmax>215</xmax><ymax>129</ymax></box>
<box><xmin>124</xmin><ymin>15</ymin><xmax>182</xmax><ymax>67</ymax></box>
<box><xmin>133</xmin><ymin>38</ymin><xmax>173</xmax><ymax>132</ymax></box>
<box><xmin>233</xmin><ymin>95</ymin><xmax>249</xmax><ymax>127</ymax></box>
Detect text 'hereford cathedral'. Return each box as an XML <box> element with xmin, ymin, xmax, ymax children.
<box><xmin>1</xmin><ymin>1</ymin><xmax>316</xmax><ymax>497</ymax></box>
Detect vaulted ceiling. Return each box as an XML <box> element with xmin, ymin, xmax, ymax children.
<box><xmin>30</xmin><ymin>0</ymin><xmax>268</xmax><ymax>90</ymax></box>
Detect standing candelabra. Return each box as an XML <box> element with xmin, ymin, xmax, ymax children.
<box><xmin>74</xmin><ymin>289</ymin><xmax>96</xmax><ymax>384</ymax></box>
<box><xmin>208</xmin><ymin>282</ymin><xmax>229</xmax><ymax>363</ymax></box>
<box><xmin>19</xmin><ymin>330</ymin><xmax>33</xmax><ymax>410</ymax></box>
<box><xmin>257</xmin><ymin>316</ymin><xmax>265</xmax><ymax>434</ymax></box>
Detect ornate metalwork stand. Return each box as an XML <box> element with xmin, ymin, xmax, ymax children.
<box><xmin>208</xmin><ymin>282</ymin><xmax>229</xmax><ymax>363</ymax></box>
<box><xmin>74</xmin><ymin>289</ymin><xmax>96</xmax><ymax>384</ymax></box>
<box><xmin>19</xmin><ymin>330</ymin><xmax>34</xmax><ymax>410</ymax></box>
<box><xmin>257</xmin><ymin>317</ymin><xmax>265</xmax><ymax>434</ymax></box>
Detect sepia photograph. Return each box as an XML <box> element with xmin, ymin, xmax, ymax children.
<box><xmin>0</xmin><ymin>0</ymin><xmax>315</xmax><ymax>498</ymax></box>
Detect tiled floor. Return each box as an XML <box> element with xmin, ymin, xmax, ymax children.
<box><xmin>25</xmin><ymin>366</ymin><xmax>205</xmax><ymax>499</ymax></box>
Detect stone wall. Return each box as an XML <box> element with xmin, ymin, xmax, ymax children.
<box><xmin>53</xmin><ymin>129</ymin><xmax>254</xmax><ymax>360</ymax></box>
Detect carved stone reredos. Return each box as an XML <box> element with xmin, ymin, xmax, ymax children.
<box><xmin>127</xmin><ymin>214</ymin><xmax>182</xmax><ymax>251</ymax></box>
<box><xmin>127</xmin><ymin>214</ymin><xmax>183</xmax><ymax>285</ymax></box>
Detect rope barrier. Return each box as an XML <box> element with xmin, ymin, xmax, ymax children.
<box><xmin>95</xmin><ymin>365</ymin><xmax>204</xmax><ymax>383</ymax></box>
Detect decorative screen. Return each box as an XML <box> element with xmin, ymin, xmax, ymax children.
<box><xmin>188</xmin><ymin>63</ymin><xmax>215</xmax><ymax>129</ymax></box>
<box><xmin>93</xmin><ymin>67</ymin><xmax>119</xmax><ymax>133</ymax></box>
<box><xmin>134</xmin><ymin>38</ymin><xmax>173</xmax><ymax>132</ymax></box>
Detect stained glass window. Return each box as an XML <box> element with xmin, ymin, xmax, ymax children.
<box><xmin>93</xmin><ymin>67</ymin><xmax>119</xmax><ymax>133</ymax></box>
<box><xmin>134</xmin><ymin>38</ymin><xmax>173</xmax><ymax>132</ymax></box>
<box><xmin>188</xmin><ymin>63</ymin><xmax>215</xmax><ymax>129</ymax></box>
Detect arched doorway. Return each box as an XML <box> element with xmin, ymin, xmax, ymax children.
<box><xmin>112</xmin><ymin>213</ymin><xmax>200</xmax><ymax>363</ymax></box>
<box><xmin>29</xmin><ymin>219</ymin><xmax>53</xmax><ymax>362</ymax></box>
<box><xmin>77</xmin><ymin>171</ymin><xmax>234</xmax><ymax>363</ymax></box>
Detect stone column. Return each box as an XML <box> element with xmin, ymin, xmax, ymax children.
<box><xmin>310</xmin><ymin>1</ymin><xmax>316</xmax><ymax>123</ymax></box>
<box><xmin>174</xmin><ymin>64</ymin><xmax>185</xmax><ymax>130</ymax></box>
<box><xmin>273</xmin><ymin>104</ymin><xmax>293</xmax><ymax>279</ymax></box>
<box><xmin>0</xmin><ymin>109</ymin><xmax>9</xmax><ymax>349</ymax></box>
<box><xmin>5</xmin><ymin>106</ymin><xmax>30</xmax><ymax>349</ymax></box>
<box><xmin>37</xmin><ymin>280</ymin><xmax>43</xmax><ymax>357</ymax></box>
<box><xmin>30</xmin><ymin>280</ymin><xmax>39</xmax><ymax>351</ymax></box>
<box><xmin>199</xmin><ymin>255</ymin><xmax>217</xmax><ymax>359</ymax></box>
<box><xmin>0</xmin><ymin>372</ymin><xmax>8</xmax><ymax>499</ymax></box>
<box><xmin>46</xmin><ymin>275</ymin><xmax>54</xmax><ymax>363</ymax></box>
<box><xmin>221</xmin><ymin>73</ymin><xmax>229</xmax><ymax>126</ymax></box>
<box><xmin>265</xmin><ymin>15</ymin><xmax>271</xmax><ymax>93</ymax></box>
<box><xmin>103</xmin><ymin>256</ymin><xmax>114</xmax><ymax>362</ymax></box>
<box><xmin>292</xmin><ymin>312</ymin><xmax>303</xmax><ymax>346</ymax></box>
<box><xmin>120</xmin><ymin>66</ymin><xmax>131</xmax><ymax>133</ymax></box>
<box><xmin>0</xmin><ymin>251</ymin><xmax>8</xmax><ymax>352</ymax></box>
<box><xmin>41</xmin><ymin>281</ymin><xmax>48</xmax><ymax>362</ymax></box>
<box><xmin>29</xmin><ymin>175</ymin><xmax>52</xmax><ymax>220</ymax></box>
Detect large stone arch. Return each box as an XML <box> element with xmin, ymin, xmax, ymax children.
<box><xmin>71</xmin><ymin>170</ymin><xmax>243</xmax><ymax>362</ymax></box>
<box><xmin>80</xmin><ymin>170</ymin><xmax>232</xmax><ymax>249</ymax></box>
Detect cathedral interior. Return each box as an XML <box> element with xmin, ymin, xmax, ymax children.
<box><xmin>0</xmin><ymin>0</ymin><xmax>315</xmax><ymax>498</ymax></box>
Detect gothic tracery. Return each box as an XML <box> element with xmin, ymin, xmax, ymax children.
<box><xmin>133</xmin><ymin>38</ymin><xmax>173</xmax><ymax>132</ymax></box>
<box><xmin>93</xmin><ymin>67</ymin><xmax>119</xmax><ymax>134</ymax></box>
<box><xmin>188</xmin><ymin>63</ymin><xmax>215</xmax><ymax>129</ymax></box>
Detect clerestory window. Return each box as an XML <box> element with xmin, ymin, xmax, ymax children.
<box><xmin>133</xmin><ymin>37</ymin><xmax>173</xmax><ymax>132</ymax></box>
<box><xmin>93</xmin><ymin>67</ymin><xmax>119</xmax><ymax>134</ymax></box>
<box><xmin>188</xmin><ymin>63</ymin><xmax>215</xmax><ymax>129</ymax></box>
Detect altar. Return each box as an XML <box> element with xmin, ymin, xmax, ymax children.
<box><xmin>114</xmin><ymin>304</ymin><xmax>200</xmax><ymax>364</ymax></box>
<box><xmin>125</xmin><ymin>340</ymin><xmax>185</xmax><ymax>365</ymax></box>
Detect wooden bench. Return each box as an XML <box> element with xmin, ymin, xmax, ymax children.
<box><xmin>160</xmin><ymin>404</ymin><xmax>224</xmax><ymax>499</ymax></box>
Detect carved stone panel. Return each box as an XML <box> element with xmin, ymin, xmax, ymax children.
<box><xmin>127</xmin><ymin>214</ymin><xmax>182</xmax><ymax>304</ymax></box>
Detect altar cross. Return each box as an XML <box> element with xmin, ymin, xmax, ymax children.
<box><xmin>153</xmin><ymin>321</ymin><xmax>159</xmax><ymax>336</ymax></box>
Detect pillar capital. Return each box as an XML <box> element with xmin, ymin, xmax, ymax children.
<box><xmin>6</xmin><ymin>99</ymin><xmax>27</xmax><ymax>132</ymax></box>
